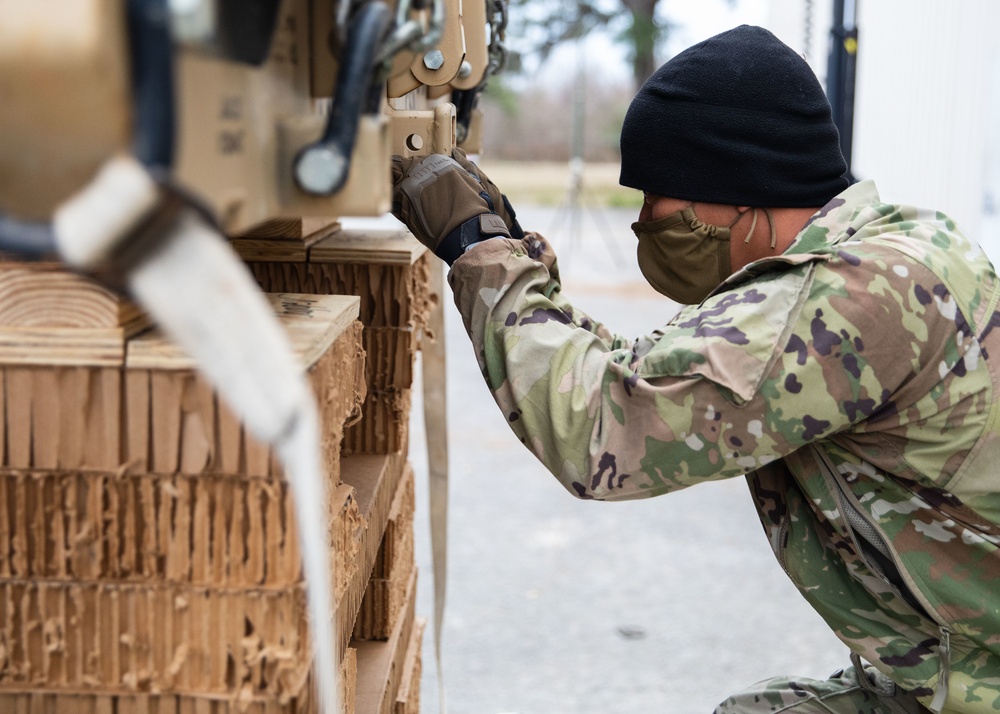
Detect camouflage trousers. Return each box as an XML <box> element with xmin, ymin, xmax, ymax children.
<box><xmin>714</xmin><ymin>662</ymin><xmax>930</xmax><ymax>713</ymax></box>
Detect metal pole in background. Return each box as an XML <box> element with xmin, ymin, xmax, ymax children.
<box><xmin>547</xmin><ymin>35</ymin><xmax>627</xmax><ymax>267</ymax></box>
<box><xmin>827</xmin><ymin>0</ymin><xmax>859</xmax><ymax>180</ymax></box>
<box><xmin>564</xmin><ymin>35</ymin><xmax>587</xmax><ymax>260</ymax></box>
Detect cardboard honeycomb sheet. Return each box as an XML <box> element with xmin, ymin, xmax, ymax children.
<box><xmin>0</xmin><ymin>454</ymin><xmax>409</xmax><ymax>699</ymax></box>
<box><xmin>124</xmin><ymin>296</ymin><xmax>365</xmax><ymax>481</ymax></box>
<box><xmin>0</xmin><ymin>579</ymin><xmax>312</xmax><ymax>696</ymax></box>
<box><xmin>248</xmin><ymin>255</ymin><xmax>432</xmax><ymax>333</ymax></box>
<box><xmin>343</xmin><ymin>389</ymin><xmax>411</xmax><ymax>457</ymax></box>
<box><xmin>0</xmin><ymin>471</ymin><xmax>311</xmax><ymax>586</ymax></box>
<box><xmin>363</xmin><ymin>327</ymin><xmax>416</xmax><ymax>393</ymax></box>
<box><xmin>0</xmin><ymin>365</ymin><xmax>122</xmax><ymax>471</ymax></box>
<box><xmin>353</xmin><ymin>466</ymin><xmax>416</xmax><ymax>641</ymax></box>
<box><xmin>246</xmin><ymin>242</ymin><xmax>432</xmax><ymax>462</ymax></box>
<box><xmin>0</xmin><ymin>483</ymin><xmax>364</xmax><ymax>695</ymax></box>
<box><xmin>0</xmin><ymin>294</ymin><xmax>382</xmax><ymax>706</ymax></box>
<box><xmin>0</xmin><ymin>646</ymin><xmax>357</xmax><ymax>713</ymax></box>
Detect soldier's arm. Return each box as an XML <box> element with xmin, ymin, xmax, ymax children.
<box><xmin>512</xmin><ymin>231</ymin><xmax>619</xmax><ymax>345</ymax></box>
<box><xmin>448</xmin><ymin>238</ymin><xmax>938</xmax><ymax>501</ymax></box>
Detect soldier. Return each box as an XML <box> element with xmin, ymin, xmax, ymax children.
<box><xmin>392</xmin><ymin>25</ymin><xmax>1000</xmax><ymax>714</ymax></box>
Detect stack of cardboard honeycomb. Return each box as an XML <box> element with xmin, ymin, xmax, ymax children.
<box><xmin>241</xmin><ymin>221</ymin><xmax>430</xmax><ymax>714</ymax></box>
<box><xmin>0</xmin><ymin>218</ymin><xmax>431</xmax><ymax>713</ymax></box>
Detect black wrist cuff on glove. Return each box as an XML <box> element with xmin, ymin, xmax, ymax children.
<box><xmin>437</xmin><ymin>213</ymin><xmax>512</xmax><ymax>265</ymax></box>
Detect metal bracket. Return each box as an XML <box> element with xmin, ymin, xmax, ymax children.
<box><xmin>390</xmin><ymin>103</ymin><xmax>457</xmax><ymax>158</ymax></box>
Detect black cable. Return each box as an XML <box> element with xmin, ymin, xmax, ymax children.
<box><xmin>127</xmin><ymin>0</ymin><xmax>176</xmax><ymax>170</ymax></box>
<box><xmin>451</xmin><ymin>87</ymin><xmax>480</xmax><ymax>146</ymax></box>
<box><xmin>295</xmin><ymin>1</ymin><xmax>391</xmax><ymax>195</ymax></box>
<box><xmin>0</xmin><ymin>216</ymin><xmax>57</xmax><ymax>260</ymax></box>
<box><xmin>216</xmin><ymin>0</ymin><xmax>282</xmax><ymax>66</ymax></box>
<box><xmin>321</xmin><ymin>3</ymin><xmax>391</xmax><ymax>149</ymax></box>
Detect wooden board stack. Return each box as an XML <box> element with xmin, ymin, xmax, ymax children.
<box><xmin>239</xmin><ymin>221</ymin><xmax>431</xmax><ymax>714</ymax></box>
<box><xmin>0</xmin><ymin>279</ymin><xmax>368</xmax><ymax>712</ymax></box>
<box><xmin>0</xmin><ymin>221</ymin><xmax>431</xmax><ymax>714</ymax></box>
<box><xmin>0</xmin><ymin>230</ymin><xmax>430</xmax><ymax>713</ymax></box>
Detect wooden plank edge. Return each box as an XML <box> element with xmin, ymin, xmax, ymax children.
<box><xmin>337</xmin><ymin>453</ymin><xmax>407</xmax><ymax>661</ymax></box>
<box><xmin>352</xmin><ymin>568</ymin><xmax>418</xmax><ymax>714</ymax></box>
<box><xmin>395</xmin><ymin>618</ymin><xmax>427</xmax><ymax>714</ymax></box>
<box><xmin>308</xmin><ymin>229</ymin><xmax>427</xmax><ymax>267</ymax></box>
<box><xmin>126</xmin><ymin>294</ymin><xmax>360</xmax><ymax>371</ymax></box>
<box><xmin>0</xmin><ymin>327</ymin><xmax>126</xmax><ymax>366</ymax></box>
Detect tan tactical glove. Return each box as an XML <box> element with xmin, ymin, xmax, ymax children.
<box><xmin>449</xmin><ymin>149</ymin><xmax>523</xmax><ymax>239</ymax></box>
<box><xmin>392</xmin><ymin>149</ymin><xmax>524</xmax><ymax>265</ymax></box>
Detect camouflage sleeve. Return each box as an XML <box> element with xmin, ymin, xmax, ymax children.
<box><xmin>505</xmin><ymin>232</ymin><xmax>619</xmax><ymax>345</ymax></box>
<box><xmin>448</xmin><ymin>234</ymin><xmax>955</xmax><ymax>501</ymax></box>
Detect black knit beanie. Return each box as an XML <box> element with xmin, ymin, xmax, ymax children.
<box><xmin>619</xmin><ymin>25</ymin><xmax>849</xmax><ymax>208</ymax></box>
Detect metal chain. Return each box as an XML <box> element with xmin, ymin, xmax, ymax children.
<box><xmin>487</xmin><ymin>0</ymin><xmax>509</xmax><ymax>76</ymax></box>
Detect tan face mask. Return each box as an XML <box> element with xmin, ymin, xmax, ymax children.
<box><xmin>631</xmin><ymin>206</ymin><xmax>775</xmax><ymax>304</ymax></box>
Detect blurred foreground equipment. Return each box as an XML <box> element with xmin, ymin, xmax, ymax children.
<box><xmin>0</xmin><ymin>0</ymin><xmax>505</xmax><ymax>712</ymax></box>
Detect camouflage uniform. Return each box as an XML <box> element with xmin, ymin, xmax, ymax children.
<box><xmin>447</xmin><ymin>180</ymin><xmax>1000</xmax><ymax>713</ymax></box>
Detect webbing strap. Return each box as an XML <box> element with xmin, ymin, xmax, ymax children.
<box><xmin>422</xmin><ymin>257</ymin><xmax>449</xmax><ymax>713</ymax></box>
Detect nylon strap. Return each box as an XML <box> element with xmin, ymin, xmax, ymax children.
<box><xmin>422</xmin><ymin>256</ymin><xmax>449</xmax><ymax>713</ymax></box>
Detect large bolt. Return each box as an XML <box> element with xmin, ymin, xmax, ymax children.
<box><xmin>423</xmin><ymin>49</ymin><xmax>445</xmax><ymax>70</ymax></box>
<box><xmin>458</xmin><ymin>61</ymin><xmax>473</xmax><ymax>79</ymax></box>
<box><xmin>295</xmin><ymin>146</ymin><xmax>348</xmax><ymax>196</ymax></box>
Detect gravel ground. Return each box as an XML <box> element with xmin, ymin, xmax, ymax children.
<box><xmin>393</xmin><ymin>203</ymin><xmax>851</xmax><ymax>714</ymax></box>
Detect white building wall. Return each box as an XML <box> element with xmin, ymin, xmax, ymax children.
<box><xmin>765</xmin><ymin>0</ymin><xmax>1000</xmax><ymax>256</ymax></box>
<box><xmin>767</xmin><ymin>0</ymin><xmax>834</xmax><ymax>74</ymax></box>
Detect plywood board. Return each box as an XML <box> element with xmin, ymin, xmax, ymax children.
<box><xmin>0</xmin><ymin>328</ymin><xmax>128</xmax><ymax>367</ymax></box>
<box><xmin>126</xmin><ymin>294</ymin><xmax>359</xmax><ymax>371</ymax></box>
<box><xmin>353</xmin><ymin>569</ymin><xmax>417</xmax><ymax>714</ymax></box>
<box><xmin>394</xmin><ymin>619</ymin><xmax>426</xmax><ymax>714</ymax></box>
<box><xmin>232</xmin><ymin>217</ymin><xmax>340</xmax><ymax>241</ymax></box>
<box><xmin>308</xmin><ymin>229</ymin><xmax>426</xmax><ymax>267</ymax></box>
<box><xmin>230</xmin><ymin>239</ymin><xmax>308</xmax><ymax>263</ymax></box>
<box><xmin>354</xmin><ymin>466</ymin><xmax>416</xmax><ymax>640</ymax></box>
<box><xmin>336</xmin><ymin>453</ymin><xmax>407</xmax><ymax>662</ymax></box>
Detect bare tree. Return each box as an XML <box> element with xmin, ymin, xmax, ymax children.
<box><xmin>618</xmin><ymin>0</ymin><xmax>661</xmax><ymax>87</ymax></box>
<box><xmin>507</xmin><ymin>0</ymin><xmax>667</xmax><ymax>90</ymax></box>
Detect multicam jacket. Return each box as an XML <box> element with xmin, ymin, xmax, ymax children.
<box><xmin>448</xmin><ymin>180</ymin><xmax>1000</xmax><ymax>712</ymax></box>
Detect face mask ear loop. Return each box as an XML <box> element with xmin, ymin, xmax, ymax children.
<box><xmin>742</xmin><ymin>208</ymin><xmax>759</xmax><ymax>244</ymax></box>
